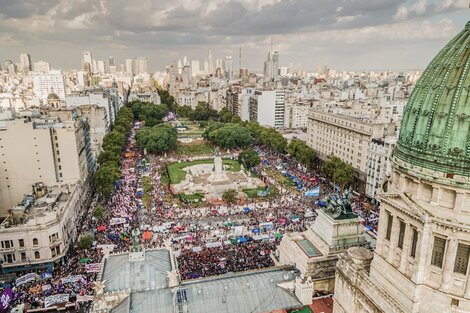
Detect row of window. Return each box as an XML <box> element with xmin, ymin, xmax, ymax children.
<box><xmin>3</xmin><ymin>246</ymin><xmax>61</xmax><ymax>264</ymax></box>
<box><xmin>385</xmin><ymin>212</ymin><xmax>470</xmax><ymax>275</ymax></box>
<box><xmin>1</xmin><ymin>233</ymin><xmax>59</xmax><ymax>249</ymax></box>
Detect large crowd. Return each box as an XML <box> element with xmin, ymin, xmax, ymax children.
<box><xmin>4</xmin><ymin>121</ymin><xmax>379</xmax><ymax>311</ymax></box>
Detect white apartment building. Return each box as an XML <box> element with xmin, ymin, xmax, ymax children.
<box><xmin>239</xmin><ymin>88</ymin><xmax>255</xmax><ymax>121</ymax></box>
<box><xmin>365</xmin><ymin>136</ymin><xmax>397</xmax><ymax>199</ymax></box>
<box><xmin>0</xmin><ymin>110</ymin><xmax>92</xmax><ymax>212</ymax></box>
<box><xmin>285</xmin><ymin>102</ymin><xmax>310</xmax><ymax>128</ymax></box>
<box><xmin>0</xmin><ymin>183</ymin><xmax>86</xmax><ymax>273</ymax></box>
<box><xmin>177</xmin><ymin>92</ymin><xmax>196</xmax><ymax>109</ymax></box>
<box><xmin>32</xmin><ymin>70</ymin><xmax>66</xmax><ymax>102</ymax></box>
<box><xmin>33</xmin><ymin>61</ymin><xmax>50</xmax><ymax>73</ymax></box>
<box><xmin>249</xmin><ymin>90</ymin><xmax>285</xmax><ymax>128</ymax></box>
<box><xmin>307</xmin><ymin>109</ymin><xmax>394</xmax><ymax>190</ymax></box>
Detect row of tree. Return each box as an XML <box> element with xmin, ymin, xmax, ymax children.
<box><xmin>176</xmin><ymin>101</ymin><xmax>219</xmax><ymax>121</ymax></box>
<box><xmin>130</xmin><ymin>100</ymin><xmax>168</xmax><ymax>127</ymax></box>
<box><xmin>94</xmin><ymin>106</ymin><xmax>134</xmax><ymax>198</ymax></box>
<box><xmin>203</xmin><ymin>123</ymin><xmax>252</xmax><ymax>149</ymax></box>
<box><xmin>286</xmin><ymin>138</ymin><xmax>317</xmax><ymax>170</ymax></box>
<box><xmin>244</xmin><ymin>122</ymin><xmax>288</xmax><ymax>153</ymax></box>
<box><xmin>322</xmin><ymin>156</ymin><xmax>355</xmax><ymax>190</ymax></box>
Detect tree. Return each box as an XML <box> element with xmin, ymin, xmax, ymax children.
<box><xmin>322</xmin><ymin>156</ymin><xmax>355</xmax><ymax>190</ymax></box>
<box><xmin>79</xmin><ymin>234</ymin><xmax>94</xmax><ymax>250</ymax></box>
<box><xmin>157</xmin><ymin>86</ymin><xmax>177</xmax><ymax>111</ymax></box>
<box><xmin>206</xmin><ymin>124</ymin><xmax>252</xmax><ymax>148</ymax></box>
<box><xmin>176</xmin><ymin>105</ymin><xmax>193</xmax><ymax>118</ymax></box>
<box><xmin>97</xmin><ymin>150</ymin><xmax>120</xmax><ymax>167</ymax></box>
<box><xmin>287</xmin><ymin>138</ymin><xmax>317</xmax><ymax>169</ymax></box>
<box><xmin>94</xmin><ymin>163</ymin><xmax>121</xmax><ymax>197</ymax></box>
<box><xmin>190</xmin><ymin>102</ymin><xmax>218</xmax><ymax>121</ymax></box>
<box><xmin>93</xmin><ymin>205</ymin><xmax>104</xmax><ymax>219</ymax></box>
<box><xmin>238</xmin><ymin>149</ymin><xmax>261</xmax><ymax>169</ymax></box>
<box><xmin>136</xmin><ymin>124</ymin><xmax>178</xmax><ymax>155</ymax></box>
<box><xmin>130</xmin><ymin>101</ymin><xmax>168</xmax><ymax>126</ymax></box>
<box><xmin>222</xmin><ymin>188</ymin><xmax>238</xmax><ymax>204</ymax></box>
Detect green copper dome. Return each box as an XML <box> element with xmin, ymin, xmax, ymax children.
<box><xmin>394</xmin><ymin>21</ymin><xmax>470</xmax><ymax>177</ymax></box>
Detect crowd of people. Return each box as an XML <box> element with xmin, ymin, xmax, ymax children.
<box><xmin>6</xmin><ymin>120</ymin><xmax>380</xmax><ymax>311</ymax></box>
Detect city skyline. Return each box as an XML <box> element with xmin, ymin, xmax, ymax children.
<box><xmin>0</xmin><ymin>1</ymin><xmax>468</xmax><ymax>72</ymax></box>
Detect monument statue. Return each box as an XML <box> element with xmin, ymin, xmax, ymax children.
<box><xmin>323</xmin><ymin>189</ymin><xmax>356</xmax><ymax>219</ymax></box>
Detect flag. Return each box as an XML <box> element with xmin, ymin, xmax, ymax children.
<box><xmin>304</xmin><ymin>186</ymin><xmax>320</xmax><ymax>197</ymax></box>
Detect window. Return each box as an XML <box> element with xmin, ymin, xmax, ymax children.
<box><xmin>410</xmin><ymin>228</ymin><xmax>418</xmax><ymax>258</ymax></box>
<box><xmin>398</xmin><ymin>220</ymin><xmax>406</xmax><ymax>249</ymax></box>
<box><xmin>454</xmin><ymin>244</ymin><xmax>470</xmax><ymax>275</ymax></box>
<box><xmin>33</xmin><ymin>238</ymin><xmax>38</xmax><ymax>246</ymax></box>
<box><xmin>451</xmin><ymin>299</ymin><xmax>460</xmax><ymax>307</ymax></box>
<box><xmin>3</xmin><ymin>254</ymin><xmax>15</xmax><ymax>263</ymax></box>
<box><xmin>20</xmin><ymin>252</ymin><xmax>26</xmax><ymax>261</ymax></box>
<box><xmin>431</xmin><ymin>236</ymin><xmax>446</xmax><ymax>268</ymax></box>
<box><xmin>18</xmin><ymin>239</ymin><xmax>24</xmax><ymax>248</ymax></box>
<box><xmin>386</xmin><ymin>211</ymin><xmax>393</xmax><ymax>240</ymax></box>
<box><xmin>1</xmin><ymin>240</ymin><xmax>13</xmax><ymax>249</ymax></box>
<box><xmin>51</xmin><ymin>248</ymin><xmax>56</xmax><ymax>257</ymax></box>
<box><xmin>34</xmin><ymin>251</ymin><xmax>40</xmax><ymax>259</ymax></box>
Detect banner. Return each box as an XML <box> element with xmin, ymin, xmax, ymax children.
<box><xmin>97</xmin><ymin>244</ymin><xmax>115</xmax><ymax>251</ymax></box>
<box><xmin>110</xmin><ymin>217</ymin><xmax>126</xmax><ymax>225</ymax></box>
<box><xmin>44</xmin><ymin>294</ymin><xmax>69</xmax><ymax>308</ymax></box>
<box><xmin>62</xmin><ymin>275</ymin><xmax>82</xmax><ymax>284</ymax></box>
<box><xmin>42</xmin><ymin>284</ymin><xmax>52</xmax><ymax>292</ymax></box>
<box><xmin>85</xmin><ymin>263</ymin><xmax>102</xmax><ymax>273</ymax></box>
<box><xmin>77</xmin><ymin>295</ymin><xmax>94</xmax><ymax>302</ymax></box>
<box><xmin>304</xmin><ymin>186</ymin><xmax>320</xmax><ymax>197</ymax></box>
<box><xmin>0</xmin><ymin>288</ymin><xmax>12</xmax><ymax>312</ymax></box>
<box><xmin>16</xmin><ymin>273</ymin><xmax>38</xmax><ymax>286</ymax></box>
<box><xmin>40</xmin><ymin>272</ymin><xmax>53</xmax><ymax>280</ymax></box>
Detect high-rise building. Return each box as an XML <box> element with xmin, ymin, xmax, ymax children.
<box><xmin>134</xmin><ymin>57</ymin><xmax>148</xmax><ymax>75</ymax></box>
<box><xmin>108</xmin><ymin>56</ymin><xmax>115</xmax><ymax>67</ymax></box>
<box><xmin>97</xmin><ymin>60</ymin><xmax>106</xmax><ymax>74</ymax></box>
<box><xmin>0</xmin><ymin>107</ymin><xmax>93</xmax><ymax>212</ymax></box>
<box><xmin>224</xmin><ymin>56</ymin><xmax>233</xmax><ymax>80</ymax></box>
<box><xmin>333</xmin><ymin>21</ymin><xmax>470</xmax><ymax>313</ymax></box>
<box><xmin>32</xmin><ymin>70</ymin><xmax>66</xmax><ymax>102</ymax></box>
<box><xmin>125</xmin><ymin>59</ymin><xmax>134</xmax><ymax>75</ymax></box>
<box><xmin>249</xmin><ymin>90</ymin><xmax>285</xmax><ymax>128</ymax></box>
<box><xmin>83</xmin><ymin>51</ymin><xmax>92</xmax><ymax>73</ymax></box>
<box><xmin>208</xmin><ymin>49</ymin><xmax>213</xmax><ymax>74</ymax></box>
<box><xmin>263</xmin><ymin>51</ymin><xmax>279</xmax><ymax>82</ymax></box>
<box><xmin>191</xmin><ymin>59</ymin><xmax>200</xmax><ymax>76</ymax></box>
<box><xmin>33</xmin><ymin>61</ymin><xmax>51</xmax><ymax>73</ymax></box>
<box><xmin>20</xmin><ymin>53</ymin><xmax>32</xmax><ymax>73</ymax></box>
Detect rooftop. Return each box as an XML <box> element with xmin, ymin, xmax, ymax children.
<box><xmin>101</xmin><ymin>250</ymin><xmax>302</xmax><ymax>313</ymax></box>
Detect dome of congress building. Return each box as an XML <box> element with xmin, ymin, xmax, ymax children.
<box><xmin>394</xmin><ymin>20</ymin><xmax>470</xmax><ymax>179</ymax></box>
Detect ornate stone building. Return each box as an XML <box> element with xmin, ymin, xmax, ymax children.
<box><xmin>333</xmin><ymin>21</ymin><xmax>470</xmax><ymax>313</ymax></box>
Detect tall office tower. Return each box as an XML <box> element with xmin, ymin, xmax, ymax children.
<box><xmin>20</xmin><ymin>53</ymin><xmax>32</xmax><ymax>73</ymax></box>
<box><xmin>224</xmin><ymin>56</ymin><xmax>233</xmax><ymax>80</ymax></box>
<box><xmin>32</xmin><ymin>70</ymin><xmax>66</xmax><ymax>102</ymax></box>
<box><xmin>272</xmin><ymin>51</ymin><xmax>279</xmax><ymax>81</ymax></box>
<box><xmin>108</xmin><ymin>56</ymin><xmax>115</xmax><ymax>67</ymax></box>
<box><xmin>216</xmin><ymin>58</ymin><xmax>223</xmax><ymax>71</ymax></box>
<box><xmin>177</xmin><ymin>59</ymin><xmax>183</xmax><ymax>74</ymax></box>
<box><xmin>263</xmin><ymin>52</ymin><xmax>272</xmax><ymax>82</ymax></box>
<box><xmin>204</xmin><ymin>60</ymin><xmax>209</xmax><ymax>74</ymax></box>
<box><xmin>82</xmin><ymin>51</ymin><xmax>92</xmax><ymax>73</ymax></box>
<box><xmin>134</xmin><ymin>57</ymin><xmax>148</xmax><ymax>75</ymax></box>
<box><xmin>92</xmin><ymin>59</ymin><xmax>97</xmax><ymax>73</ymax></box>
<box><xmin>125</xmin><ymin>59</ymin><xmax>134</xmax><ymax>75</ymax></box>
<box><xmin>183</xmin><ymin>56</ymin><xmax>188</xmax><ymax>66</ymax></box>
<box><xmin>333</xmin><ymin>20</ymin><xmax>470</xmax><ymax>313</ymax></box>
<box><xmin>191</xmin><ymin>59</ymin><xmax>200</xmax><ymax>76</ymax></box>
<box><xmin>208</xmin><ymin>49</ymin><xmax>213</xmax><ymax>74</ymax></box>
<box><xmin>33</xmin><ymin>61</ymin><xmax>51</xmax><ymax>73</ymax></box>
<box><xmin>97</xmin><ymin>60</ymin><xmax>106</xmax><ymax>73</ymax></box>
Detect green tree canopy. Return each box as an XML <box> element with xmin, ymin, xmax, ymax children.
<box><xmin>79</xmin><ymin>234</ymin><xmax>94</xmax><ymax>250</ymax></box>
<box><xmin>176</xmin><ymin>105</ymin><xmax>193</xmax><ymax>118</ymax></box>
<box><xmin>130</xmin><ymin>101</ymin><xmax>168</xmax><ymax>126</ymax></box>
<box><xmin>287</xmin><ymin>138</ymin><xmax>317</xmax><ymax>169</ymax></box>
<box><xmin>93</xmin><ymin>205</ymin><xmax>104</xmax><ymax>219</ymax></box>
<box><xmin>136</xmin><ymin>124</ymin><xmax>178</xmax><ymax>155</ymax></box>
<box><xmin>190</xmin><ymin>102</ymin><xmax>218</xmax><ymax>121</ymax></box>
<box><xmin>205</xmin><ymin>124</ymin><xmax>252</xmax><ymax>148</ymax></box>
<box><xmin>322</xmin><ymin>156</ymin><xmax>355</xmax><ymax>190</ymax></box>
<box><xmin>238</xmin><ymin>149</ymin><xmax>261</xmax><ymax>169</ymax></box>
<box><xmin>94</xmin><ymin>163</ymin><xmax>121</xmax><ymax>197</ymax></box>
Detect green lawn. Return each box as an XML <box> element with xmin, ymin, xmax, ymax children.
<box><xmin>176</xmin><ymin>142</ymin><xmax>213</xmax><ymax>156</ymax></box>
<box><xmin>179</xmin><ymin>193</ymin><xmax>205</xmax><ymax>202</ymax></box>
<box><xmin>243</xmin><ymin>187</ymin><xmax>267</xmax><ymax>198</ymax></box>
<box><xmin>168</xmin><ymin>159</ymin><xmax>241</xmax><ymax>184</ymax></box>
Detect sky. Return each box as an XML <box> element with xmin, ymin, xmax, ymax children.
<box><xmin>0</xmin><ymin>0</ymin><xmax>468</xmax><ymax>72</ymax></box>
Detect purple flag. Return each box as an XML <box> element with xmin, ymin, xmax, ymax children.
<box><xmin>0</xmin><ymin>288</ymin><xmax>13</xmax><ymax>312</ymax></box>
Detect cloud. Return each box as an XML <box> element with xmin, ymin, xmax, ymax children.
<box><xmin>0</xmin><ymin>0</ymin><xmax>467</xmax><ymax>70</ymax></box>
